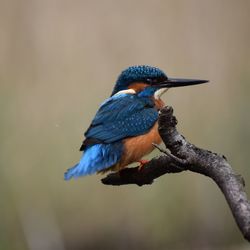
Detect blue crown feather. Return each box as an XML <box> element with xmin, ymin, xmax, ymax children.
<box><xmin>111</xmin><ymin>65</ymin><xmax>167</xmax><ymax>95</ymax></box>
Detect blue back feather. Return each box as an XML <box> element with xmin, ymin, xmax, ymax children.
<box><xmin>85</xmin><ymin>93</ymin><xmax>158</xmax><ymax>143</ymax></box>
<box><xmin>65</xmin><ymin>91</ymin><xmax>159</xmax><ymax>180</ymax></box>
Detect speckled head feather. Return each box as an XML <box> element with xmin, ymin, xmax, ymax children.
<box><xmin>111</xmin><ymin>65</ymin><xmax>167</xmax><ymax>96</ymax></box>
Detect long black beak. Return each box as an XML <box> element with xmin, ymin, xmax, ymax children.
<box><xmin>154</xmin><ymin>78</ymin><xmax>209</xmax><ymax>88</ymax></box>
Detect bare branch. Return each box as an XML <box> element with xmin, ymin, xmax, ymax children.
<box><xmin>101</xmin><ymin>106</ymin><xmax>250</xmax><ymax>242</ymax></box>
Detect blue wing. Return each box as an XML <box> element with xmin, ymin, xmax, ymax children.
<box><xmin>84</xmin><ymin>93</ymin><xmax>158</xmax><ymax>144</ymax></box>
<box><xmin>64</xmin><ymin>93</ymin><xmax>158</xmax><ymax>180</ymax></box>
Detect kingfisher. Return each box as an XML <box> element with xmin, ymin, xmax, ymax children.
<box><xmin>64</xmin><ymin>65</ymin><xmax>208</xmax><ymax>180</ymax></box>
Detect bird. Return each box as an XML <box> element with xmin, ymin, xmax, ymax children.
<box><xmin>64</xmin><ymin>65</ymin><xmax>208</xmax><ymax>180</ymax></box>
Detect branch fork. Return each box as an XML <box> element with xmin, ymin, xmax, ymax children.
<box><xmin>101</xmin><ymin>106</ymin><xmax>250</xmax><ymax>242</ymax></box>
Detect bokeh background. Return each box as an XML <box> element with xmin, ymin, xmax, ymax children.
<box><xmin>1</xmin><ymin>0</ymin><xmax>250</xmax><ymax>249</ymax></box>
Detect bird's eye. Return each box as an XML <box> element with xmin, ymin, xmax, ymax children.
<box><xmin>146</xmin><ymin>78</ymin><xmax>153</xmax><ymax>84</ymax></box>
<box><xmin>146</xmin><ymin>78</ymin><xmax>159</xmax><ymax>85</ymax></box>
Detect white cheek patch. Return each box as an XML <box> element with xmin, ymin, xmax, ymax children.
<box><xmin>154</xmin><ymin>88</ymin><xmax>168</xmax><ymax>99</ymax></box>
<box><xmin>114</xmin><ymin>89</ymin><xmax>136</xmax><ymax>96</ymax></box>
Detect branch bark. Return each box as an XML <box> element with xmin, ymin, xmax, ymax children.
<box><xmin>101</xmin><ymin>106</ymin><xmax>250</xmax><ymax>242</ymax></box>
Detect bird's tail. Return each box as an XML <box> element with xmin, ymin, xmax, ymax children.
<box><xmin>64</xmin><ymin>142</ymin><xmax>123</xmax><ymax>180</ymax></box>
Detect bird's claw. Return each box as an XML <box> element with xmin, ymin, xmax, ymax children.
<box><xmin>138</xmin><ymin>160</ymin><xmax>149</xmax><ymax>171</ymax></box>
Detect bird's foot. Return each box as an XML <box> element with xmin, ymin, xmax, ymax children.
<box><xmin>138</xmin><ymin>160</ymin><xmax>149</xmax><ymax>171</ymax></box>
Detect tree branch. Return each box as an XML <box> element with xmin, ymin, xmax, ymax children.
<box><xmin>101</xmin><ymin>106</ymin><xmax>250</xmax><ymax>242</ymax></box>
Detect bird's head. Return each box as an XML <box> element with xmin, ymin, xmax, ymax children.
<box><xmin>111</xmin><ymin>65</ymin><xmax>208</xmax><ymax>98</ymax></box>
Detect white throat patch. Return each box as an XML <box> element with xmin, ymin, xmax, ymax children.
<box><xmin>154</xmin><ymin>88</ymin><xmax>168</xmax><ymax>100</ymax></box>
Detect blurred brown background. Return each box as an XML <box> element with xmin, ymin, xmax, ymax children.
<box><xmin>1</xmin><ymin>0</ymin><xmax>250</xmax><ymax>249</ymax></box>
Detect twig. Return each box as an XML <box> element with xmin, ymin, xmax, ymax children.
<box><xmin>101</xmin><ymin>106</ymin><xmax>250</xmax><ymax>242</ymax></box>
<box><xmin>152</xmin><ymin>142</ymin><xmax>188</xmax><ymax>166</ymax></box>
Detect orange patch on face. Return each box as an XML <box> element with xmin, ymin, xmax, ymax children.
<box><xmin>128</xmin><ymin>82</ymin><xmax>149</xmax><ymax>92</ymax></box>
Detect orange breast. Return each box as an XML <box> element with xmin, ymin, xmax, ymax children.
<box><xmin>100</xmin><ymin>97</ymin><xmax>165</xmax><ymax>173</ymax></box>
<box><xmin>153</xmin><ymin>97</ymin><xmax>165</xmax><ymax>110</ymax></box>
<box><xmin>117</xmin><ymin>122</ymin><xmax>162</xmax><ymax>169</ymax></box>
